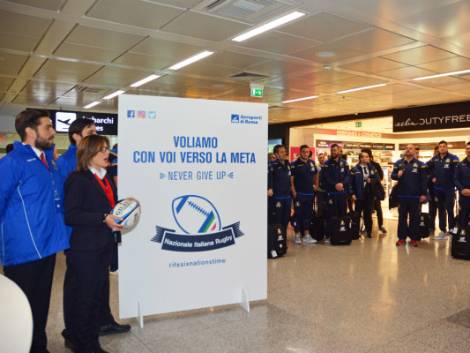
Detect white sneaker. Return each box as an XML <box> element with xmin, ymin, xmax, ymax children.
<box><xmin>294</xmin><ymin>233</ymin><xmax>302</xmax><ymax>244</ymax></box>
<box><xmin>303</xmin><ymin>234</ymin><xmax>318</xmax><ymax>245</ymax></box>
<box><xmin>324</xmin><ymin>238</ymin><xmax>330</xmax><ymax>244</ymax></box>
<box><xmin>434</xmin><ymin>231</ymin><xmax>447</xmax><ymax>240</ymax></box>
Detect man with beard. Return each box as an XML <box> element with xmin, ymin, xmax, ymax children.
<box><xmin>427</xmin><ymin>140</ymin><xmax>459</xmax><ymax>239</ymax></box>
<box><xmin>392</xmin><ymin>144</ymin><xmax>428</xmax><ymax>247</ymax></box>
<box><xmin>320</xmin><ymin>144</ymin><xmax>351</xmax><ymax>243</ymax></box>
<box><xmin>0</xmin><ymin>109</ymin><xmax>69</xmax><ymax>353</ymax></box>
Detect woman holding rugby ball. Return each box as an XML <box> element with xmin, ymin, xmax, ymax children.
<box><xmin>63</xmin><ymin>135</ymin><xmax>122</xmax><ymax>353</ymax></box>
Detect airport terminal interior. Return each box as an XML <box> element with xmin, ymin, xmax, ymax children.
<box><xmin>1</xmin><ymin>0</ymin><xmax>470</xmax><ymax>352</ymax></box>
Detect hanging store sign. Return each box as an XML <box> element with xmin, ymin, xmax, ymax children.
<box><xmin>393</xmin><ymin>101</ymin><xmax>470</xmax><ymax>132</ymax></box>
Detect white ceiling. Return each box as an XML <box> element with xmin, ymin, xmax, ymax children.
<box><xmin>1</xmin><ymin>0</ymin><xmax>470</xmax><ymax>124</ymax></box>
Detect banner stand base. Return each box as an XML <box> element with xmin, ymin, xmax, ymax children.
<box><xmin>137</xmin><ymin>301</ymin><xmax>144</xmax><ymax>328</ymax></box>
<box><xmin>240</xmin><ymin>289</ymin><xmax>250</xmax><ymax>313</ymax></box>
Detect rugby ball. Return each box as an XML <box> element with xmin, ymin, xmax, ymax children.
<box><xmin>111</xmin><ymin>197</ymin><xmax>141</xmax><ymax>232</ymax></box>
<box><xmin>172</xmin><ymin>195</ymin><xmax>221</xmax><ymax>234</ymax></box>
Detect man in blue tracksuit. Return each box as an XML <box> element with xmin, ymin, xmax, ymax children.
<box><xmin>268</xmin><ymin>144</ymin><xmax>292</xmax><ymax>237</ymax></box>
<box><xmin>351</xmin><ymin>151</ymin><xmax>380</xmax><ymax>238</ymax></box>
<box><xmin>320</xmin><ymin>144</ymin><xmax>350</xmax><ymax>221</ymax></box>
<box><xmin>454</xmin><ymin>142</ymin><xmax>470</xmax><ymax>230</ymax></box>
<box><xmin>291</xmin><ymin>144</ymin><xmax>319</xmax><ymax>245</ymax></box>
<box><xmin>0</xmin><ymin>110</ymin><xmax>69</xmax><ymax>353</ymax></box>
<box><xmin>57</xmin><ymin>118</ymin><xmax>96</xmax><ymax>179</ymax></box>
<box><xmin>427</xmin><ymin>140</ymin><xmax>459</xmax><ymax>239</ymax></box>
<box><xmin>392</xmin><ymin>144</ymin><xmax>428</xmax><ymax>247</ymax></box>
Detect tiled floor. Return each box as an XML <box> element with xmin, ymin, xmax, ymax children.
<box><xmin>23</xmin><ymin>220</ymin><xmax>470</xmax><ymax>352</ymax></box>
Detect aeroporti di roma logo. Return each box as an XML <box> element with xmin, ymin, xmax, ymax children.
<box><xmin>151</xmin><ymin>195</ymin><xmax>244</xmax><ymax>252</ymax></box>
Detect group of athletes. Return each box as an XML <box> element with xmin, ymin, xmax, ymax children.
<box><xmin>268</xmin><ymin>140</ymin><xmax>470</xmax><ymax>248</ymax></box>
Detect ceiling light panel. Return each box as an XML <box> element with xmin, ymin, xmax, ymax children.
<box><xmin>337</xmin><ymin>83</ymin><xmax>387</xmax><ymax>94</ymax></box>
<box><xmin>412</xmin><ymin>69</ymin><xmax>470</xmax><ymax>81</ymax></box>
<box><xmin>103</xmin><ymin>90</ymin><xmax>125</xmax><ymax>99</ymax></box>
<box><xmin>282</xmin><ymin>95</ymin><xmax>319</xmax><ymax>104</ymax></box>
<box><xmin>84</xmin><ymin>101</ymin><xmax>101</xmax><ymax>109</ymax></box>
<box><xmin>169</xmin><ymin>51</ymin><xmax>215</xmax><ymax>70</ymax></box>
<box><xmin>232</xmin><ymin>11</ymin><xmax>306</xmax><ymax>42</ymax></box>
<box><xmin>130</xmin><ymin>74</ymin><xmax>161</xmax><ymax>87</ymax></box>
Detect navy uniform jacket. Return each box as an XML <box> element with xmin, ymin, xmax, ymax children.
<box><xmin>320</xmin><ymin>157</ymin><xmax>350</xmax><ymax>194</ymax></box>
<box><xmin>64</xmin><ymin>170</ymin><xmax>117</xmax><ymax>251</ymax></box>
<box><xmin>427</xmin><ymin>152</ymin><xmax>459</xmax><ymax>192</ymax></box>
<box><xmin>370</xmin><ymin>160</ymin><xmax>384</xmax><ymax>181</ymax></box>
<box><xmin>268</xmin><ymin>159</ymin><xmax>291</xmax><ymax>198</ymax></box>
<box><xmin>291</xmin><ymin>158</ymin><xmax>318</xmax><ymax>195</ymax></box>
<box><xmin>351</xmin><ymin>163</ymin><xmax>379</xmax><ymax>200</ymax></box>
<box><xmin>454</xmin><ymin>158</ymin><xmax>470</xmax><ymax>191</ymax></box>
<box><xmin>391</xmin><ymin>158</ymin><xmax>428</xmax><ymax>198</ymax></box>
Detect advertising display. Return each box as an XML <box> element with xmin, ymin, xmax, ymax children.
<box><xmin>49</xmin><ymin>109</ymin><xmax>118</xmax><ymax>135</ymax></box>
<box><xmin>393</xmin><ymin>101</ymin><xmax>470</xmax><ymax>132</ymax></box>
<box><xmin>117</xmin><ymin>95</ymin><xmax>268</xmax><ymax>319</ymax></box>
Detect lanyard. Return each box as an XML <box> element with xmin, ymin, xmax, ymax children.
<box><xmin>93</xmin><ymin>174</ymin><xmax>115</xmax><ymax>208</ymax></box>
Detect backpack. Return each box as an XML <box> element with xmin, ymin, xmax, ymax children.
<box><xmin>268</xmin><ymin>223</ymin><xmax>287</xmax><ymax>258</ymax></box>
<box><xmin>327</xmin><ymin>216</ymin><xmax>352</xmax><ymax>245</ymax></box>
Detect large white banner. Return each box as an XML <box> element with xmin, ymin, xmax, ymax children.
<box><xmin>118</xmin><ymin>95</ymin><xmax>268</xmax><ymax>318</ymax></box>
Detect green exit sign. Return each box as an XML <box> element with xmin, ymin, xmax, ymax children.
<box><xmin>250</xmin><ymin>87</ymin><xmax>264</xmax><ymax>98</ymax></box>
<box><xmin>355</xmin><ymin>121</ymin><xmax>362</xmax><ymax>128</ymax></box>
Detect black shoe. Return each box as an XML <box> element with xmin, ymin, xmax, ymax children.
<box><xmin>62</xmin><ymin>329</ymin><xmax>78</xmax><ymax>351</ymax></box>
<box><xmin>93</xmin><ymin>344</ymin><xmax>110</xmax><ymax>353</ymax></box>
<box><xmin>99</xmin><ymin>322</ymin><xmax>131</xmax><ymax>336</ymax></box>
<box><xmin>64</xmin><ymin>338</ymin><xmax>78</xmax><ymax>351</ymax></box>
<box><xmin>79</xmin><ymin>344</ymin><xmax>110</xmax><ymax>353</ymax></box>
<box><xmin>367</xmin><ymin>233</ymin><xmax>372</xmax><ymax>238</ymax></box>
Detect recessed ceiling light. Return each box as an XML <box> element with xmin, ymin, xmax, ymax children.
<box><xmin>169</xmin><ymin>51</ymin><xmax>214</xmax><ymax>71</ymax></box>
<box><xmin>232</xmin><ymin>11</ymin><xmax>306</xmax><ymax>42</ymax></box>
<box><xmin>282</xmin><ymin>95</ymin><xmax>319</xmax><ymax>104</ymax></box>
<box><xmin>131</xmin><ymin>74</ymin><xmax>161</xmax><ymax>88</ymax></box>
<box><xmin>84</xmin><ymin>101</ymin><xmax>101</xmax><ymax>109</ymax></box>
<box><xmin>337</xmin><ymin>83</ymin><xmax>387</xmax><ymax>94</ymax></box>
<box><xmin>316</xmin><ymin>51</ymin><xmax>335</xmax><ymax>58</ymax></box>
<box><xmin>103</xmin><ymin>90</ymin><xmax>125</xmax><ymax>100</ymax></box>
<box><xmin>412</xmin><ymin>68</ymin><xmax>470</xmax><ymax>81</ymax></box>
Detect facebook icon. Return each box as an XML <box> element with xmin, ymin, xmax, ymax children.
<box><xmin>127</xmin><ymin>110</ymin><xmax>136</xmax><ymax>119</ymax></box>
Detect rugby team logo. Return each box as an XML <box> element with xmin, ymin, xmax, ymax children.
<box><xmin>151</xmin><ymin>195</ymin><xmax>244</xmax><ymax>252</ymax></box>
